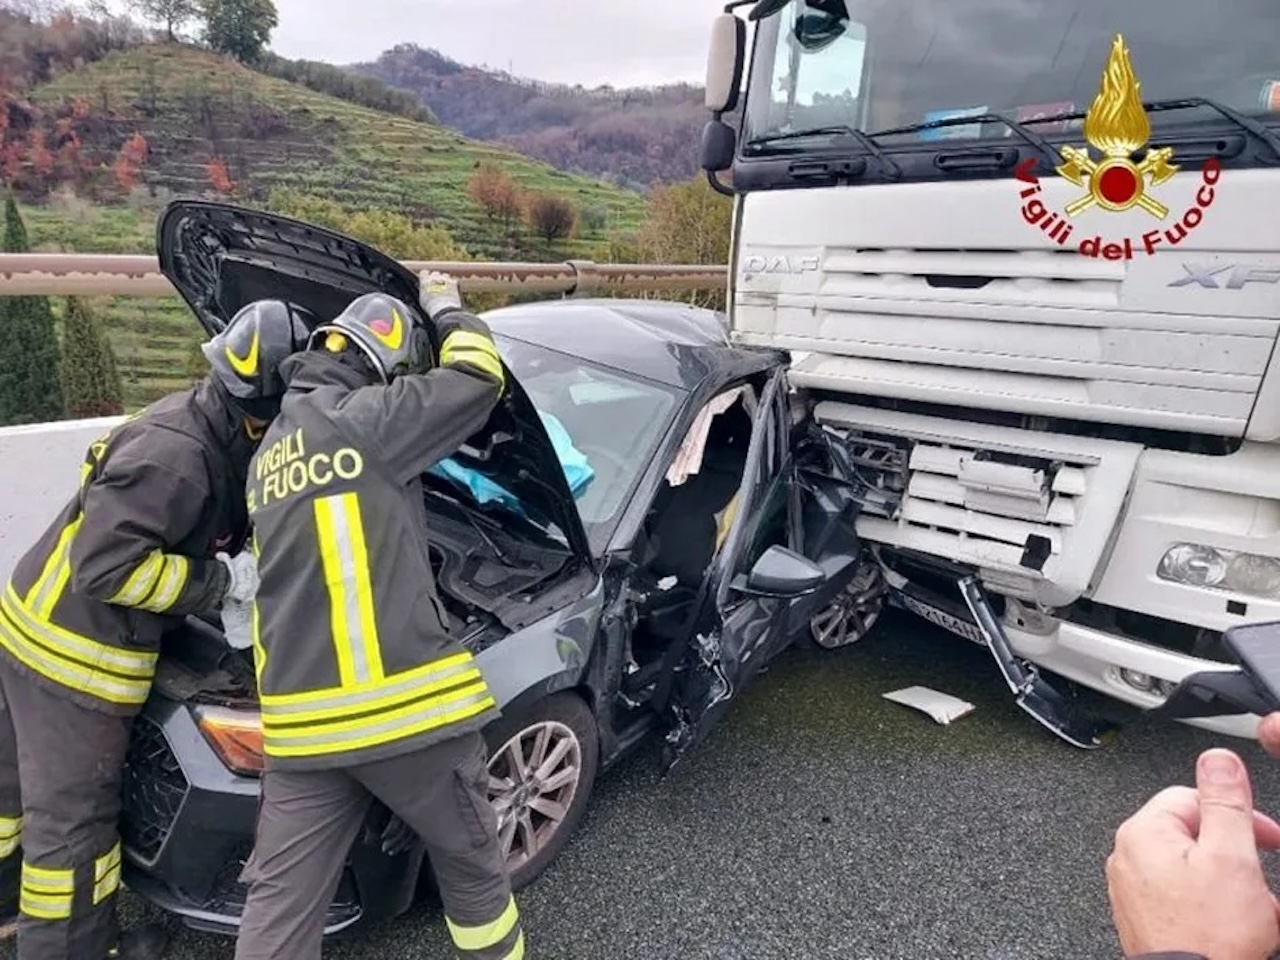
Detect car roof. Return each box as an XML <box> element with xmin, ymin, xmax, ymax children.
<box><xmin>482</xmin><ymin>298</ymin><xmax>777</xmax><ymax>390</ymax></box>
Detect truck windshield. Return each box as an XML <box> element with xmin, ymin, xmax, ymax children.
<box><xmin>742</xmin><ymin>0</ymin><xmax>1280</xmax><ymax>159</ymax></box>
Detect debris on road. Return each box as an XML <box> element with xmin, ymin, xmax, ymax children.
<box><xmin>883</xmin><ymin>685</ymin><xmax>976</xmax><ymax>725</ymax></box>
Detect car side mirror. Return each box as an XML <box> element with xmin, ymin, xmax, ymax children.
<box><xmin>733</xmin><ymin>545</ymin><xmax>826</xmax><ymax>598</ymax></box>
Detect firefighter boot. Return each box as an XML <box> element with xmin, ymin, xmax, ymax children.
<box><xmin>107</xmin><ymin>922</ymin><xmax>169</xmax><ymax>960</ymax></box>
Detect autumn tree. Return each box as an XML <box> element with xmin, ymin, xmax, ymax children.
<box><xmin>0</xmin><ymin>191</ymin><xmax>64</xmax><ymax>425</ymax></box>
<box><xmin>130</xmin><ymin>0</ymin><xmax>197</xmax><ymax>39</ymax></box>
<box><xmin>112</xmin><ymin>132</ymin><xmax>148</xmax><ymax>192</ymax></box>
<box><xmin>466</xmin><ymin>163</ymin><xmax>522</xmax><ymax>233</ymax></box>
<box><xmin>206</xmin><ymin>156</ymin><xmax>233</xmax><ymax>194</ymax></box>
<box><xmin>59</xmin><ymin>296</ymin><xmax>124</xmax><ymax>418</ymax></box>
<box><xmin>633</xmin><ymin>174</ymin><xmax>732</xmax><ymax>309</ymax></box>
<box><xmin>524</xmin><ymin>192</ymin><xmax>577</xmax><ymax>247</ymax></box>
<box><xmin>200</xmin><ymin>0</ymin><xmax>277</xmax><ymax>63</ymax></box>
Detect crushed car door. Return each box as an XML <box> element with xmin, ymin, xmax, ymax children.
<box><xmin>661</xmin><ymin>367</ymin><xmax>836</xmax><ymax>772</ymax></box>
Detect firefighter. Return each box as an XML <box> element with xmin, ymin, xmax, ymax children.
<box><xmin>0</xmin><ymin>299</ymin><xmax>313</xmax><ymax>960</ymax></box>
<box><xmin>233</xmin><ymin>275</ymin><xmax>522</xmax><ymax>960</ymax></box>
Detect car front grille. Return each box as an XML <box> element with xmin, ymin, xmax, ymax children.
<box><xmin>205</xmin><ymin>839</ymin><xmax>362</xmax><ymax>928</ymax></box>
<box><xmin>120</xmin><ymin>716</ymin><xmax>189</xmax><ymax>862</ymax></box>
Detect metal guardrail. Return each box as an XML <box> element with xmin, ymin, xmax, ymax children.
<box><xmin>0</xmin><ymin>255</ymin><xmax>728</xmax><ymax>297</ymax></box>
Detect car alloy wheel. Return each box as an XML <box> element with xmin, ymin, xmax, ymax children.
<box><xmin>809</xmin><ymin>559</ymin><xmax>887</xmax><ymax>649</ymax></box>
<box><xmin>487</xmin><ymin>719</ymin><xmax>583</xmax><ymax>871</ymax></box>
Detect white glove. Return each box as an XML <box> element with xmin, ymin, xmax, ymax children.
<box><xmin>418</xmin><ymin>270</ymin><xmax>463</xmax><ymax>322</ymax></box>
<box><xmin>217</xmin><ymin>550</ymin><xmax>259</xmax><ymax>603</ymax></box>
<box><xmin>221</xmin><ymin>598</ymin><xmax>254</xmax><ymax>650</ymax></box>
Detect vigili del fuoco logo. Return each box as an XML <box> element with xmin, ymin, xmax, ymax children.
<box><xmin>1016</xmin><ymin>34</ymin><xmax>1221</xmax><ymax>260</ymax></box>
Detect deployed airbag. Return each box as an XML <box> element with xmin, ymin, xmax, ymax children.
<box><xmin>433</xmin><ymin>411</ymin><xmax>594</xmax><ymax>510</ymax></box>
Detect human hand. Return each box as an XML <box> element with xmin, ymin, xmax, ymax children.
<box><xmin>1107</xmin><ymin>748</ymin><xmax>1280</xmax><ymax>960</ymax></box>
<box><xmin>418</xmin><ymin>270</ymin><xmax>463</xmax><ymax>325</ymax></box>
<box><xmin>220</xmin><ymin>597</ymin><xmax>254</xmax><ymax>650</ymax></box>
<box><xmin>1258</xmin><ymin>713</ymin><xmax>1280</xmax><ymax>759</ymax></box>
<box><xmin>216</xmin><ymin>550</ymin><xmax>259</xmax><ymax>603</ymax></box>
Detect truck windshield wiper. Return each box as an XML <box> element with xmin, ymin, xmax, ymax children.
<box><xmin>745</xmin><ymin>125</ymin><xmax>902</xmax><ymax>177</ymax></box>
<box><xmin>1025</xmin><ymin>97</ymin><xmax>1280</xmax><ymax>159</ymax></box>
<box><xmin>866</xmin><ymin>113</ymin><xmax>1064</xmax><ymax>170</ymax></box>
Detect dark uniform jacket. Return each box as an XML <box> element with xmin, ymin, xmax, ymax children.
<box><xmin>0</xmin><ymin>379</ymin><xmax>251</xmax><ymax>716</ymax></box>
<box><xmin>247</xmin><ymin>320</ymin><xmax>505</xmax><ymax>772</ymax></box>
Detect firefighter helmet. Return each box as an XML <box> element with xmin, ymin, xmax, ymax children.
<box><xmin>307</xmin><ymin>292</ymin><xmax>430</xmax><ymax>383</ymax></box>
<box><xmin>203</xmin><ymin>300</ymin><xmax>314</xmax><ymax>407</ymax></box>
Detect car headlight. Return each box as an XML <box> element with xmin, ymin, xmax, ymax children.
<box><xmin>1157</xmin><ymin>543</ymin><xmax>1280</xmax><ymax>600</ymax></box>
<box><xmin>194</xmin><ymin>705</ymin><xmax>264</xmax><ymax>777</ymax></box>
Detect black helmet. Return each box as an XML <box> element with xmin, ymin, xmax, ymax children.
<box><xmin>307</xmin><ymin>292</ymin><xmax>430</xmax><ymax>383</ymax></box>
<box><xmin>202</xmin><ymin>300</ymin><xmax>314</xmax><ymax>418</ymax></box>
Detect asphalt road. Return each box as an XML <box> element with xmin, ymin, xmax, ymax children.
<box><xmin>13</xmin><ymin>612</ymin><xmax>1280</xmax><ymax>959</ymax></box>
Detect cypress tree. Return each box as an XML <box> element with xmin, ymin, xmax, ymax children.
<box><xmin>0</xmin><ymin>193</ymin><xmax>65</xmax><ymax>426</ymax></box>
<box><xmin>60</xmin><ymin>297</ymin><xmax>125</xmax><ymax>419</ymax></box>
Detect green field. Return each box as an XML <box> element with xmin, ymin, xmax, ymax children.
<box><xmin>15</xmin><ymin>44</ymin><xmax>655</xmax><ymax>411</ymax></box>
<box><xmin>29</xmin><ymin>44</ymin><xmax>646</xmax><ymax>257</ymax></box>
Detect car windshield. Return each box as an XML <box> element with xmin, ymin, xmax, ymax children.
<box><xmin>431</xmin><ymin>335</ymin><xmax>680</xmax><ymax>553</ymax></box>
<box><xmin>742</xmin><ymin>0</ymin><xmax>1280</xmax><ymax>158</ymax></box>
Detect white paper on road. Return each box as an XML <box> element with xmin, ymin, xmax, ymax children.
<box><xmin>882</xmin><ymin>685</ymin><xmax>976</xmax><ymax>725</ymax></box>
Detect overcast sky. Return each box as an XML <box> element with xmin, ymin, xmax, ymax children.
<box><xmin>241</xmin><ymin>0</ymin><xmax>724</xmax><ymax>88</ymax></box>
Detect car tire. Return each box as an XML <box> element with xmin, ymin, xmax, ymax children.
<box><xmin>482</xmin><ymin>691</ymin><xmax>600</xmax><ymax>891</ymax></box>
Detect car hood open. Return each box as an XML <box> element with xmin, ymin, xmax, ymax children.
<box><xmin>156</xmin><ymin>200</ymin><xmax>593</xmax><ymax>566</ymax></box>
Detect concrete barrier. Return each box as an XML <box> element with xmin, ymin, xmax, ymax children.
<box><xmin>0</xmin><ymin>416</ymin><xmax>125</xmax><ymax>580</ymax></box>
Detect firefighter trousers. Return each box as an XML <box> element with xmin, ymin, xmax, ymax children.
<box><xmin>235</xmin><ymin>731</ymin><xmax>523</xmax><ymax>960</ymax></box>
<box><xmin>0</xmin><ymin>658</ymin><xmax>132</xmax><ymax>960</ymax></box>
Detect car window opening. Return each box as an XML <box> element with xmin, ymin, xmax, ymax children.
<box><xmin>628</xmin><ymin>390</ymin><xmax>757</xmax><ymax>672</ymax></box>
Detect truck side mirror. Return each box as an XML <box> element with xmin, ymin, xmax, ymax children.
<box><xmin>705</xmin><ymin>13</ymin><xmax>746</xmax><ymax>114</ymax></box>
<box><xmin>700</xmin><ymin>119</ymin><xmax>736</xmax><ymax>175</ymax></box>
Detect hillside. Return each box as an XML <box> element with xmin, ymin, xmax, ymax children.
<box><xmin>24</xmin><ymin>44</ymin><xmax>646</xmax><ymax>256</ymax></box>
<box><xmin>351</xmin><ymin>45</ymin><xmax>723</xmax><ymax>191</ymax></box>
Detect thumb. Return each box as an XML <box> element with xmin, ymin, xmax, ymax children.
<box><xmin>1195</xmin><ymin>748</ymin><xmax>1259</xmax><ymax>857</ymax></box>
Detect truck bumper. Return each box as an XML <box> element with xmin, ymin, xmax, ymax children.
<box><xmin>1002</xmin><ymin>615</ymin><xmax>1257</xmax><ymax>739</ymax></box>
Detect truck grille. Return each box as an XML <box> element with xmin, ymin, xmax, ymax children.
<box><xmin>816</xmin><ymin>400</ymin><xmax>1142</xmax><ymax>605</ymax></box>
<box><xmin>121</xmin><ymin>716</ymin><xmax>189</xmax><ymax>862</ymax></box>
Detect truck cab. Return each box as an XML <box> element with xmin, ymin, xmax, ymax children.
<box><xmin>698</xmin><ymin>0</ymin><xmax>1280</xmax><ymax>742</ymax></box>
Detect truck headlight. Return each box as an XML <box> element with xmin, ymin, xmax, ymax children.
<box><xmin>1157</xmin><ymin>543</ymin><xmax>1280</xmax><ymax>600</ymax></box>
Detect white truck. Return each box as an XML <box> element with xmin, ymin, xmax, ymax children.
<box><xmin>698</xmin><ymin>0</ymin><xmax>1280</xmax><ymax>744</ymax></box>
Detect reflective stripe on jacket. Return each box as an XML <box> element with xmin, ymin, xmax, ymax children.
<box><xmin>0</xmin><ymin>380</ymin><xmax>251</xmax><ymax>715</ymax></box>
<box><xmin>249</xmin><ymin>315</ymin><xmax>506</xmax><ymax>771</ymax></box>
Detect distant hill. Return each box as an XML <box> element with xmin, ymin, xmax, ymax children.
<box><xmin>350</xmin><ymin>45</ymin><xmax>727</xmax><ymax>191</ymax></box>
<box><xmin>24</xmin><ymin>44</ymin><xmax>646</xmax><ymax>256</ymax></box>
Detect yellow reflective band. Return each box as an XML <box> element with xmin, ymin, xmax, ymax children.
<box><xmin>3</xmin><ymin>587</ymin><xmax>157</xmax><ymax>678</ymax></box>
<box><xmin>0</xmin><ymin>816</ymin><xmax>20</xmax><ymax>859</ymax></box>
<box><xmin>0</xmin><ymin>597</ymin><xmax>156</xmax><ymax>706</ymax></box>
<box><xmin>25</xmin><ymin>516</ymin><xmax>82</xmax><ymax>621</ymax></box>
<box><xmin>441</xmin><ymin>331</ymin><xmax>505</xmax><ymax>386</ymax></box>
<box><xmin>447</xmin><ymin>897</ymin><xmax>520</xmax><ymax>953</ymax></box>
<box><xmin>92</xmin><ymin>842</ymin><xmax>121</xmax><ymax>905</ymax></box>
<box><xmin>260</xmin><ymin>655</ymin><xmax>480</xmax><ymax>722</ymax></box>
<box><xmin>504</xmin><ymin>931</ymin><xmax>526</xmax><ymax>960</ymax></box>
<box><xmin>108</xmin><ymin>550</ymin><xmax>164</xmax><ymax>608</ymax></box>
<box><xmin>314</xmin><ymin>493</ymin><xmax>384</xmax><ymax>687</ymax></box>
<box><xmin>135</xmin><ymin>555</ymin><xmax>189</xmax><ymax>614</ymax></box>
<box><xmin>20</xmin><ymin>861</ymin><xmax>74</xmax><ymax>920</ymax></box>
<box><xmin>264</xmin><ymin>687</ymin><xmax>496</xmax><ymax>758</ymax></box>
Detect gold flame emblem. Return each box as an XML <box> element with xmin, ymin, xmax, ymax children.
<box><xmin>1056</xmin><ymin>35</ymin><xmax>1179</xmax><ymax>219</ymax></box>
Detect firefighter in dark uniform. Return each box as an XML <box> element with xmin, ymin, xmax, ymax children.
<box><xmin>0</xmin><ymin>299</ymin><xmax>312</xmax><ymax>960</ymax></box>
<box><xmin>234</xmin><ymin>275</ymin><xmax>522</xmax><ymax>960</ymax></box>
